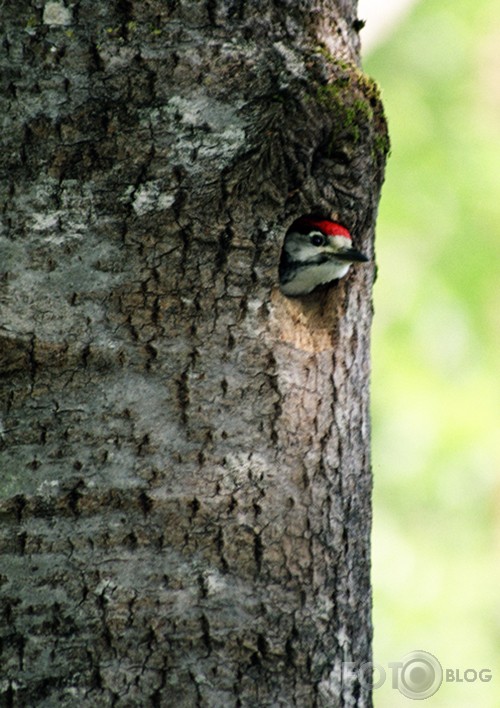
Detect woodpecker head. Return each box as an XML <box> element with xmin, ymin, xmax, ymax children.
<box><xmin>278</xmin><ymin>215</ymin><xmax>369</xmax><ymax>296</ymax></box>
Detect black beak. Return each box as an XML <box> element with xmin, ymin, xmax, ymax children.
<box><xmin>335</xmin><ymin>247</ymin><xmax>369</xmax><ymax>263</ymax></box>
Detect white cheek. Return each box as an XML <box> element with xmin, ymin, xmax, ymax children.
<box><xmin>287</xmin><ymin>242</ymin><xmax>317</xmax><ymax>260</ymax></box>
<box><xmin>330</xmin><ymin>235</ymin><xmax>352</xmax><ymax>250</ymax></box>
<box><xmin>281</xmin><ymin>261</ymin><xmax>351</xmax><ymax>295</ymax></box>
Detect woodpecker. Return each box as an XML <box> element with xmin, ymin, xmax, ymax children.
<box><xmin>278</xmin><ymin>215</ymin><xmax>368</xmax><ymax>296</ymax></box>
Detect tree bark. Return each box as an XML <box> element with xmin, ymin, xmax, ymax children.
<box><xmin>0</xmin><ymin>1</ymin><xmax>388</xmax><ymax>706</ymax></box>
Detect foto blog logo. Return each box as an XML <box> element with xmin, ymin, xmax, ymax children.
<box><xmin>342</xmin><ymin>650</ymin><xmax>492</xmax><ymax>699</ymax></box>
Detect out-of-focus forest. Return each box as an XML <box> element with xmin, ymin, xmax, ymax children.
<box><xmin>363</xmin><ymin>0</ymin><xmax>500</xmax><ymax>705</ymax></box>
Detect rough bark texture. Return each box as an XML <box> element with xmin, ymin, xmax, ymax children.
<box><xmin>0</xmin><ymin>1</ymin><xmax>388</xmax><ymax>706</ymax></box>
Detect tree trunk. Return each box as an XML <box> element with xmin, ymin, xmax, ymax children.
<box><xmin>0</xmin><ymin>1</ymin><xmax>388</xmax><ymax>706</ymax></box>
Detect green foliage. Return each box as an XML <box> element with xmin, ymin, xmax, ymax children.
<box><xmin>366</xmin><ymin>0</ymin><xmax>500</xmax><ymax>705</ymax></box>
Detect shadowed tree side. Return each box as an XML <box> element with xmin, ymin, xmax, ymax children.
<box><xmin>0</xmin><ymin>1</ymin><xmax>388</xmax><ymax>705</ymax></box>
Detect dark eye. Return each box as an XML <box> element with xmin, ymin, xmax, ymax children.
<box><xmin>310</xmin><ymin>234</ymin><xmax>324</xmax><ymax>247</ymax></box>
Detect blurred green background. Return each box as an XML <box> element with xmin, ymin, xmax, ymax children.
<box><xmin>364</xmin><ymin>0</ymin><xmax>500</xmax><ymax>705</ymax></box>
